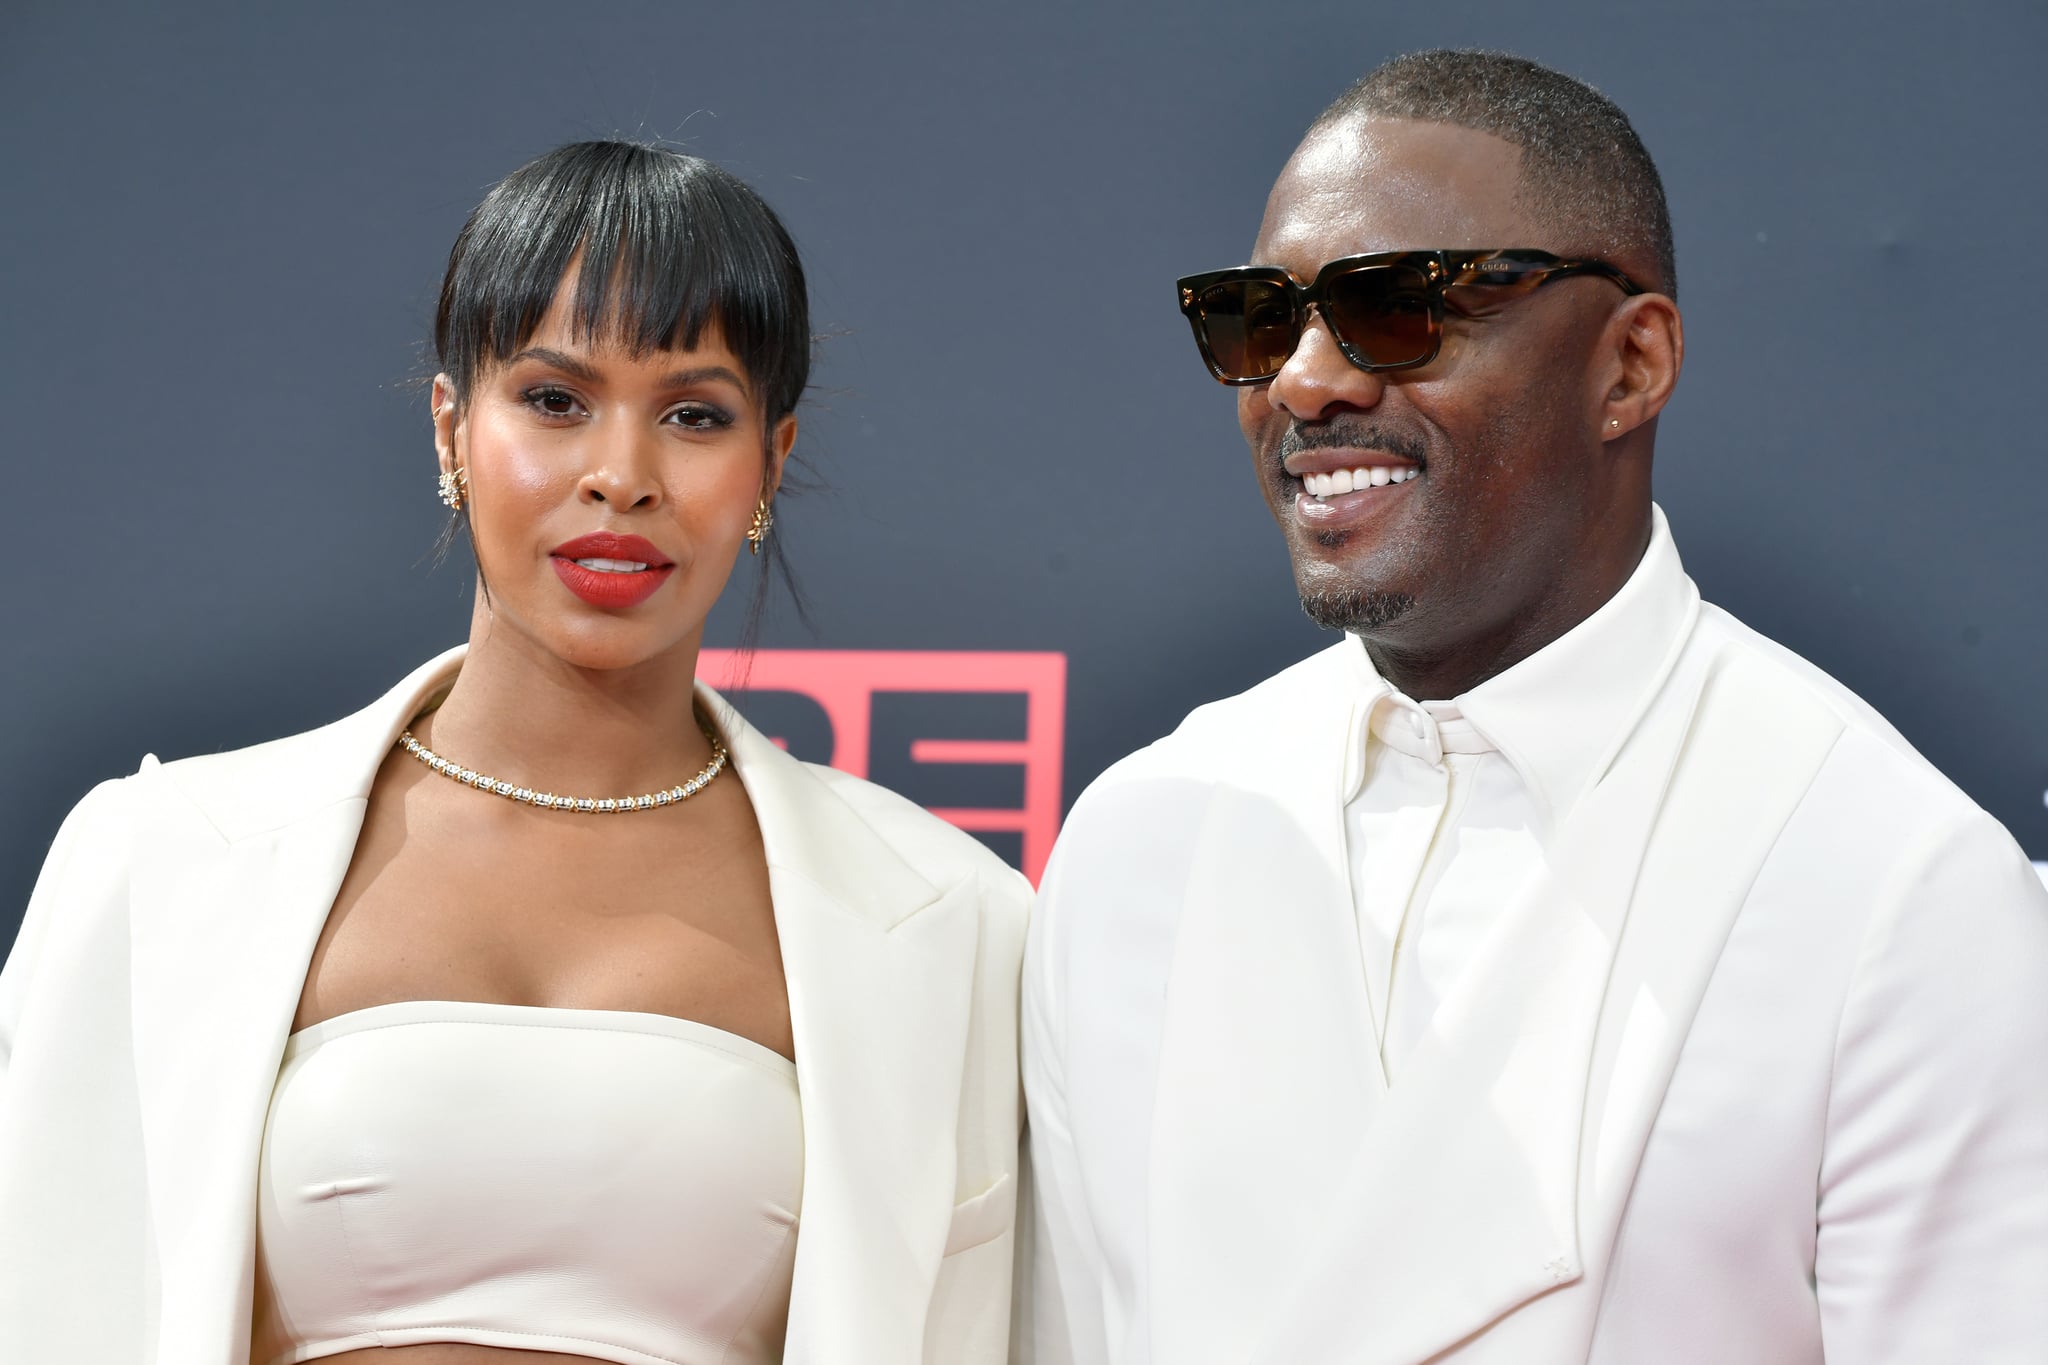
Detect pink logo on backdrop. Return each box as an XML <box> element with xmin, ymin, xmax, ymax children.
<box><xmin>697</xmin><ymin>650</ymin><xmax>1067</xmax><ymax>885</ymax></box>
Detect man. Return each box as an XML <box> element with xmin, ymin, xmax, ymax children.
<box><xmin>1019</xmin><ymin>50</ymin><xmax>2048</xmax><ymax>1365</ymax></box>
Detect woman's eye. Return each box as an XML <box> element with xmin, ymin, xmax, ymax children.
<box><xmin>521</xmin><ymin>386</ymin><xmax>582</xmax><ymax>417</ymax></box>
<box><xmin>667</xmin><ymin>404</ymin><xmax>735</xmax><ymax>431</ymax></box>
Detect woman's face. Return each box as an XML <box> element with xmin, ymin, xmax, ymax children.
<box><xmin>432</xmin><ymin>274</ymin><xmax>796</xmax><ymax>674</ymax></box>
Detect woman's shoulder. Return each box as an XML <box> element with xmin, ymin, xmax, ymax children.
<box><xmin>796</xmin><ymin>761</ymin><xmax>1033</xmax><ymax>916</ymax></box>
<box><xmin>112</xmin><ymin>650</ymin><xmax>464</xmax><ymax>841</ymax></box>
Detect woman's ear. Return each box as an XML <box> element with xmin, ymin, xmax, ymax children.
<box><xmin>1599</xmin><ymin>294</ymin><xmax>1684</xmax><ymax>440</ymax></box>
<box><xmin>765</xmin><ymin>413</ymin><xmax>798</xmax><ymax>498</ymax></box>
<box><xmin>431</xmin><ymin>374</ymin><xmax>461</xmax><ymax>476</ymax></box>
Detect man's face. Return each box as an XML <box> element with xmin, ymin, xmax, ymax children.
<box><xmin>1240</xmin><ymin>117</ymin><xmax>1626</xmax><ymax>653</ymax></box>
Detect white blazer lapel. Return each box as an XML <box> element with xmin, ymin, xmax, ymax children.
<box><xmin>1253</xmin><ymin>643</ymin><xmax>1846</xmax><ymax>1365</ymax></box>
<box><xmin>1249</xmin><ymin>632</ymin><xmax>1715</xmax><ymax>1365</ymax></box>
<box><xmin>1555</xmin><ymin>649</ymin><xmax>1844</xmax><ymax>1355</ymax></box>
<box><xmin>708</xmin><ymin>692</ymin><xmax>984</xmax><ymax>1365</ymax></box>
<box><xmin>130</xmin><ymin>803</ymin><xmax>364</xmax><ymax>1361</ymax></box>
<box><xmin>1146</xmin><ymin>654</ymin><xmax>1390</xmax><ymax>1365</ymax></box>
<box><xmin>126</xmin><ymin>650</ymin><xmax>461</xmax><ymax>1363</ymax></box>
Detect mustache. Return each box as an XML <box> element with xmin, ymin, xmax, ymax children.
<box><xmin>1276</xmin><ymin>418</ymin><xmax>1429</xmax><ymax>466</ymax></box>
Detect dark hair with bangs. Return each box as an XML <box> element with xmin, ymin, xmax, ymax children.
<box><xmin>434</xmin><ymin>139</ymin><xmax>810</xmax><ymax>420</ymax></box>
<box><xmin>431</xmin><ymin>140</ymin><xmax>814</xmax><ymax>650</ymax></box>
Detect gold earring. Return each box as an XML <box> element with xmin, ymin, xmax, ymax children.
<box><xmin>438</xmin><ymin>466</ymin><xmax>468</xmax><ymax>511</ymax></box>
<box><xmin>746</xmin><ymin>498</ymin><xmax>774</xmax><ymax>555</ymax></box>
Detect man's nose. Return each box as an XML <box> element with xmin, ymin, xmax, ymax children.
<box><xmin>577</xmin><ymin>414</ymin><xmax>664</xmax><ymax>510</ymax></box>
<box><xmin>1263</xmin><ymin>308</ymin><xmax>1388</xmax><ymax>421</ymax></box>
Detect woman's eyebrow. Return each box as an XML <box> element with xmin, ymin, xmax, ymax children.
<box><xmin>509</xmin><ymin>346</ymin><xmax>600</xmax><ymax>382</ymax></box>
<box><xmin>657</xmin><ymin>364</ymin><xmax>750</xmax><ymax>396</ymax></box>
<box><xmin>508</xmin><ymin>347</ymin><xmax>749</xmax><ymax>398</ymax></box>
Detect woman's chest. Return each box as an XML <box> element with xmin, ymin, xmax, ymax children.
<box><xmin>291</xmin><ymin>780</ymin><xmax>791</xmax><ymax>1058</ymax></box>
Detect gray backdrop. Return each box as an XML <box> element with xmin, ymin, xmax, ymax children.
<box><xmin>7</xmin><ymin>0</ymin><xmax>2047</xmax><ymax>951</ymax></box>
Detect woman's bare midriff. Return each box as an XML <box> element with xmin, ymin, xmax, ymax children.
<box><xmin>312</xmin><ymin>1347</ymin><xmax>611</xmax><ymax>1365</ymax></box>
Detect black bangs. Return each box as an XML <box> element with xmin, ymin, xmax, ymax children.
<box><xmin>434</xmin><ymin>141</ymin><xmax>811</xmax><ymax>421</ymax></box>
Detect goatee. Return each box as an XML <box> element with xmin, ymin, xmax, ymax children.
<box><xmin>1299</xmin><ymin>589</ymin><xmax>1415</xmax><ymax>632</ymax></box>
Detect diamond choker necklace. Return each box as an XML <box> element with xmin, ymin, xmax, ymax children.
<box><xmin>396</xmin><ymin>724</ymin><xmax>729</xmax><ymax>813</ymax></box>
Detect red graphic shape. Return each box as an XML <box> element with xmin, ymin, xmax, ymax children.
<box><xmin>698</xmin><ymin>649</ymin><xmax>1067</xmax><ymax>885</ymax></box>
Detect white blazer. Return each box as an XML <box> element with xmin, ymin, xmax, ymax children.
<box><xmin>0</xmin><ymin>648</ymin><xmax>1031</xmax><ymax>1365</ymax></box>
<box><xmin>1020</xmin><ymin>596</ymin><xmax>2048</xmax><ymax>1364</ymax></box>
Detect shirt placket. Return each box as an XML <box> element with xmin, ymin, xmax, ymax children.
<box><xmin>1381</xmin><ymin>748</ymin><xmax>1485</xmax><ymax>1079</ymax></box>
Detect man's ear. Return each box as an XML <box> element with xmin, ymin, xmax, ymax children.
<box><xmin>431</xmin><ymin>374</ymin><xmax>461</xmax><ymax>476</ymax></box>
<box><xmin>765</xmin><ymin>413</ymin><xmax>798</xmax><ymax>498</ymax></box>
<box><xmin>1599</xmin><ymin>294</ymin><xmax>1683</xmax><ymax>439</ymax></box>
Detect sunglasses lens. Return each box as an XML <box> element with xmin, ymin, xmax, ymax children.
<box><xmin>1193</xmin><ymin>278</ymin><xmax>1297</xmax><ymax>380</ymax></box>
<box><xmin>1323</xmin><ymin>263</ymin><xmax>1436</xmax><ymax>367</ymax></box>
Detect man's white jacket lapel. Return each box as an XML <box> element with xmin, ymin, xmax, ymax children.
<box><xmin>0</xmin><ymin>648</ymin><xmax>1028</xmax><ymax>1365</ymax></box>
<box><xmin>1141</xmin><ymin>609</ymin><xmax>1845</xmax><ymax>1365</ymax></box>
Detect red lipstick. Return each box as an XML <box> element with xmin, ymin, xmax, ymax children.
<box><xmin>548</xmin><ymin>532</ymin><xmax>676</xmax><ymax>610</ymax></box>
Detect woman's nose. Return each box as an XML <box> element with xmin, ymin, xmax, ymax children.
<box><xmin>577</xmin><ymin>415</ymin><xmax>663</xmax><ymax>509</ymax></box>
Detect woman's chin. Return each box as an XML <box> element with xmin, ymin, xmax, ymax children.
<box><xmin>476</xmin><ymin>612</ymin><xmax>697</xmax><ymax>676</ymax></box>
<box><xmin>559</xmin><ymin>631</ymin><xmax>695</xmax><ymax>673</ymax></box>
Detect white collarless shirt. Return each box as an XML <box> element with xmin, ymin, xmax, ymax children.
<box><xmin>1342</xmin><ymin>523</ymin><xmax>1691</xmax><ymax>1081</ymax></box>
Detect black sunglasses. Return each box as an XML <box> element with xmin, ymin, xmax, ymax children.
<box><xmin>1175</xmin><ymin>249</ymin><xmax>1646</xmax><ymax>385</ymax></box>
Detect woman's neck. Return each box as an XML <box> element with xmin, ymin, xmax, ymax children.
<box><xmin>416</xmin><ymin>624</ymin><xmax>717</xmax><ymax>799</ymax></box>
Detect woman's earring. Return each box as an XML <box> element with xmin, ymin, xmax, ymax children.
<box><xmin>438</xmin><ymin>466</ymin><xmax>468</xmax><ymax>512</ymax></box>
<box><xmin>746</xmin><ymin>498</ymin><xmax>774</xmax><ymax>555</ymax></box>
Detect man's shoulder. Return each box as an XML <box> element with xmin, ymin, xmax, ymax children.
<box><xmin>1084</xmin><ymin>640</ymin><xmax>1353</xmax><ymax>791</ymax></box>
<box><xmin>1051</xmin><ymin>640</ymin><xmax>1354</xmax><ymax>871</ymax></box>
<box><xmin>1693</xmin><ymin>601</ymin><xmax>1986</xmax><ymax>826</ymax></box>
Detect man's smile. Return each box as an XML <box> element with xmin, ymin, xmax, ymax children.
<box><xmin>1301</xmin><ymin>465</ymin><xmax>1420</xmax><ymax>498</ymax></box>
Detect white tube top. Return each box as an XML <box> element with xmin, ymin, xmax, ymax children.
<box><xmin>252</xmin><ymin>1000</ymin><xmax>803</xmax><ymax>1365</ymax></box>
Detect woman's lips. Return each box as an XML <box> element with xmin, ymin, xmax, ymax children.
<box><xmin>550</xmin><ymin>557</ymin><xmax>675</xmax><ymax>609</ymax></box>
<box><xmin>548</xmin><ymin>531</ymin><xmax>676</xmax><ymax>610</ymax></box>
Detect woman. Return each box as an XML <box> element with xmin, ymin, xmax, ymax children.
<box><xmin>0</xmin><ymin>142</ymin><xmax>1029</xmax><ymax>1365</ymax></box>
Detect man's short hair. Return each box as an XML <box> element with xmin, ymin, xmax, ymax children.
<box><xmin>1316</xmin><ymin>50</ymin><xmax>1676</xmax><ymax>297</ymax></box>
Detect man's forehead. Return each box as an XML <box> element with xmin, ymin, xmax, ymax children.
<box><xmin>1253</xmin><ymin>117</ymin><xmax>1533</xmax><ymax>268</ymax></box>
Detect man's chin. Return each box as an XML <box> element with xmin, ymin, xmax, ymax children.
<box><xmin>1298</xmin><ymin>587</ymin><xmax>1415</xmax><ymax>632</ymax></box>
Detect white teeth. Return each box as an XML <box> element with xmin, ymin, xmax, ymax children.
<box><xmin>1302</xmin><ymin>465</ymin><xmax>1422</xmax><ymax>499</ymax></box>
<box><xmin>574</xmin><ymin>557</ymin><xmax>649</xmax><ymax>573</ymax></box>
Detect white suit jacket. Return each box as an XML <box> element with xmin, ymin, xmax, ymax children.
<box><xmin>1020</xmin><ymin>572</ymin><xmax>2048</xmax><ymax>1364</ymax></box>
<box><xmin>0</xmin><ymin>648</ymin><xmax>1031</xmax><ymax>1365</ymax></box>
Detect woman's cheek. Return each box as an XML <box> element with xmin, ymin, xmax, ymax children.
<box><xmin>488</xmin><ymin>428</ymin><xmax>579</xmax><ymax>501</ymax></box>
<box><xmin>474</xmin><ymin>435</ymin><xmax>577</xmax><ymax>540</ymax></box>
<box><xmin>672</xmin><ymin>447</ymin><xmax>768</xmax><ymax>543</ymax></box>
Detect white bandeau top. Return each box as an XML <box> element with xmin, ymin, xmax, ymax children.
<box><xmin>252</xmin><ymin>1000</ymin><xmax>803</xmax><ymax>1365</ymax></box>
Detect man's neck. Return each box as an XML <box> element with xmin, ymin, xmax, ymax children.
<box><xmin>1361</xmin><ymin>516</ymin><xmax>1654</xmax><ymax>701</ymax></box>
